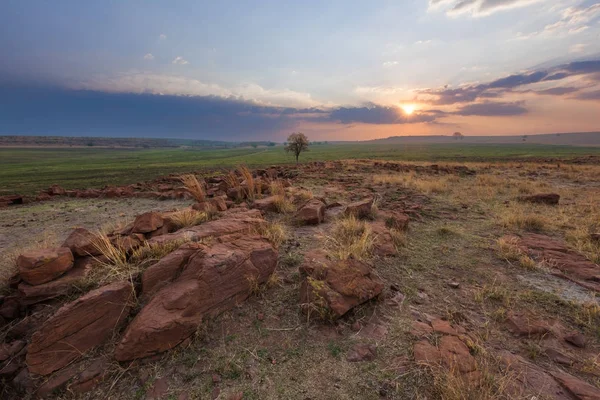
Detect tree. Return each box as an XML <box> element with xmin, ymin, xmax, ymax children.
<box><xmin>285</xmin><ymin>132</ymin><xmax>309</xmax><ymax>163</ymax></box>
<box><xmin>452</xmin><ymin>132</ymin><xmax>464</xmax><ymax>140</ymax></box>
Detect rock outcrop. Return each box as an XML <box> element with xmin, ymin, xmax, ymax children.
<box><xmin>114</xmin><ymin>235</ymin><xmax>277</xmax><ymax>361</ymax></box>
<box><xmin>26</xmin><ymin>281</ymin><xmax>133</xmax><ymax>375</ymax></box>
<box><xmin>18</xmin><ymin>248</ymin><xmax>74</xmax><ymax>286</ymax></box>
<box><xmin>295</xmin><ymin>199</ymin><xmax>325</xmax><ymax>225</ymax></box>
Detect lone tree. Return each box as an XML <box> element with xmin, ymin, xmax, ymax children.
<box><xmin>285</xmin><ymin>132</ymin><xmax>309</xmax><ymax>163</ymax></box>
<box><xmin>452</xmin><ymin>132</ymin><xmax>464</xmax><ymax>140</ymax></box>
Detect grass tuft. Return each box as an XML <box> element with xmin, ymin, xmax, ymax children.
<box><xmin>169</xmin><ymin>209</ymin><xmax>209</xmax><ymax>229</ymax></box>
<box><xmin>179</xmin><ymin>174</ymin><xmax>206</xmax><ymax>202</ymax></box>
<box><xmin>324</xmin><ymin>215</ymin><xmax>374</xmax><ymax>260</ymax></box>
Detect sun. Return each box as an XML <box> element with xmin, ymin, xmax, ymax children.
<box><xmin>400</xmin><ymin>104</ymin><xmax>416</xmax><ymax>115</ymax></box>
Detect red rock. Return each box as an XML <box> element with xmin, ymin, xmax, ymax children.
<box><xmin>227</xmin><ymin>187</ymin><xmax>243</xmax><ymax>200</ymax></box>
<box><xmin>18</xmin><ymin>247</ymin><xmax>74</xmax><ymax>285</ymax></box>
<box><xmin>295</xmin><ymin>199</ymin><xmax>325</xmax><ymax>225</ymax></box>
<box><xmin>519</xmin><ymin>193</ymin><xmax>560</xmax><ymax>205</ymax></box>
<box><xmin>371</xmin><ymin>221</ymin><xmax>398</xmax><ymax>257</ymax></box>
<box><xmin>506</xmin><ymin>311</ymin><xmax>551</xmax><ymax>337</ymax></box>
<box><xmin>517</xmin><ymin>233</ymin><xmax>600</xmax><ymax>290</ymax></box>
<box><xmin>115</xmin><ymin>236</ymin><xmax>277</xmax><ymax>361</ymax></box>
<box><xmin>431</xmin><ymin>319</ymin><xmax>458</xmax><ymax>336</ymax></box>
<box><xmin>344</xmin><ymin>198</ymin><xmax>374</xmax><ymax>219</ymax></box>
<box><xmin>0</xmin><ymin>340</ymin><xmax>26</xmax><ymax>362</ymax></box>
<box><xmin>26</xmin><ymin>281</ymin><xmax>133</xmax><ymax>375</ymax></box>
<box><xmin>192</xmin><ymin>201</ymin><xmax>213</xmax><ymax>212</ymax></box>
<box><xmin>132</xmin><ymin>212</ymin><xmax>164</xmax><ymax>234</ymax></box>
<box><xmin>438</xmin><ymin>336</ymin><xmax>476</xmax><ymax>373</ymax></box>
<box><xmin>545</xmin><ymin>348</ymin><xmax>573</xmax><ymax>366</ymax></box>
<box><xmin>147</xmin><ymin>209</ymin><xmax>265</xmax><ymax>246</ymax></box>
<box><xmin>411</xmin><ymin>321</ymin><xmax>433</xmax><ymax>337</ymax></box>
<box><xmin>413</xmin><ymin>340</ymin><xmax>441</xmax><ymax>365</ymax></box>
<box><xmin>0</xmin><ymin>296</ymin><xmax>21</xmax><ymax>320</ymax></box>
<box><xmin>35</xmin><ymin>362</ymin><xmax>82</xmax><ymax>397</ymax></box>
<box><xmin>499</xmin><ymin>351</ymin><xmax>570</xmax><ymax>399</ymax></box>
<box><xmin>146</xmin><ymin>376</ymin><xmax>169</xmax><ymax>399</ymax></box>
<box><xmin>300</xmin><ymin>253</ymin><xmax>383</xmax><ymax>319</ymax></box>
<box><xmin>62</xmin><ymin>228</ymin><xmax>102</xmax><ymax>256</ymax></box>
<box><xmin>69</xmin><ymin>358</ymin><xmax>109</xmax><ymax>393</ymax></box>
<box><xmin>12</xmin><ymin>367</ymin><xmax>33</xmax><ymax>391</ymax></box>
<box><xmin>551</xmin><ymin>371</ymin><xmax>600</xmax><ymax>399</ymax></box>
<box><xmin>254</xmin><ymin>196</ymin><xmax>279</xmax><ymax>212</ymax></box>
<box><xmin>113</xmin><ymin>233</ymin><xmax>145</xmax><ymax>253</ymax></box>
<box><xmin>384</xmin><ymin>212</ymin><xmax>410</xmax><ymax>231</ymax></box>
<box><xmin>141</xmin><ymin>243</ymin><xmax>203</xmax><ymax>297</ymax></box>
<box><xmin>210</xmin><ymin>197</ymin><xmax>228</xmax><ymax>211</ymax></box>
<box><xmin>346</xmin><ymin>343</ymin><xmax>377</xmax><ymax>362</ymax></box>
<box><xmin>47</xmin><ymin>185</ymin><xmax>66</xmax><ymax>196</ymax></box>
<box><xmin>564</xmin><ymin>332</ymin><xmax>586</xmax><ymax>348</ymax></box>
<box><xmin>18</xmin><ymin>258</ymin><xmax>92</xmax><ymax>304</ymax></box>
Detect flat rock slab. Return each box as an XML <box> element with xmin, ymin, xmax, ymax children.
<box><xmin>26</xmin><ymin>281</ymin><xmax>133</xmax><ymax>375</ymax></box>
<box><xmin>18</xmin><ymin>247</ymin><xmax>74</xmax><ymax>285</ymax></box>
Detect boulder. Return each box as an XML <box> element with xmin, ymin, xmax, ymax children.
<box><xmin>346</xmin><ymin>343</ymin><xmax>377</xmax><ymax>362</ymax></box>
<box><xmin>295</xmin><ymin>199</ymin><xmax>325</xmax><ymax>225</ymax></box>
<box><xmin>114</xmin><ymin>236</ymin><xmax>277</xmax><ymax>361</ymax></box>
<box><xmin>518</xmin><ymin>193</ymin><xmax>560</xmax><ymax>205</ymax></box>
<box><xmin>506</xmin><ymin>311</ymin><xmax>552</xmax><ymax>337</ymax></box>
<box><xmin>62</xmin><ymin>228</ymin><xmax>102</xmax><ymax>256</ymax></box>
<box><xmin>18</xmin><ymin>247</ymin><xmax>74</xmax><ymax>286</ymax></box>
<box><xmin>564</xmin><ymin>332</ymin><xmax>586</xmax><ymax>348</ymax></box>
<box><xmin>47</xmin><ymin>185</ymin><xmax>66</xmax><ymax>196</ymax></box>
<box><xmin>192</xmin><ymin>201</ymin><xmax>213</xmax><ymax>212</ymax></box>
<box><xmin>384</xmin><ymin>212</ymin><xmax>410</xmax><ymax>231</ymax></box>
<box><xmin>438</xmin><ymin>336</ymin><xmax>476</xmax><ymax>373</ymax></box>
<box><xmin>18</xmin><ymin>258</ymin><xmax>93</xmax><ymax>304</ymax></box>
<box><xmin>344</xmin><ymin>198</ymin><xmax>374</xmax><ymax>219</ymax></box>
<box><xmin>131</xmin><ymin>212</ymin><xmax>164</xmax><ymax>234</ymax></box>
<box><xmin>26</xmin><ymin>281</ymin><xmax>133</xmax><ymax>375</ymax></box>
<box><xmin>227</xmin><ymin>187</ymin><xmax>243</xmax><ymax>200</ymax></box>
<box><xmin>299</xmin><ymin>252</ymin><xmax>383</xmax><ymax>319</ymax></box>
<box><xmin>0</xmin><ymin>340</ymin><xmax>26</xmax><ymax>362</ymax></box>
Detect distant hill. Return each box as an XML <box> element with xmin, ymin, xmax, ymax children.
<box><xmin>363</xmin><ymin>132</ymin><xmax>600</xmax><ymax>146</ymax></box>
<box><xmin>0</xmin><ymin>136</ymin><xmax>240</xmax><ymax>148</ymax></box>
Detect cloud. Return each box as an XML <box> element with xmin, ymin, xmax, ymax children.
<box><xmin>159</xmin><ymin>34</ymin><xmax>167</xmax><ymax>40</ymax></box>
<box><xmin>382</xmin><ymin>61</ymin><xmax>399</xmax><ymax>67</ymax></box>
<box><xmin>328</xmin><ymin>104</ymin><xmax>437</xmax><ymax>124</ymax></box>
<box><xmin>428</xmin><ymin>0</ymin><xmax>542</xmax><ymax>17</ymax></box>
<box><xmin>454</xmin><ymin>101</ymin><xmax>528</xmax><ymax>116</ymax></box>
<box><xmin>172</xmin><ymin>56</ymin><xmax>189</xmax><ymax>65</ymax></box>
<box><xmin>517</xmin><ymin>3</ymin><xmax>600</xmax><ymax>39</ymax></box>
<box><xmin>414</xmin><ymin>40</ymin><xmax>432</xmax><ymax>45</ymax></box>
<box><xmin>417</xmin><ymin>58</ymin><xmax>600</xmax><ymax>105</ymax></box>
<box><xmin>143</xmin><ymin>53</ymin><xmax>154</xmax><ymax>60</ymax></box>
<box><xmin>573</xmin><ymin>89</ymin><xmax>600</xmax><ymax>101</ymax></box>
<box><xmin>74</xmin><ymin>72</ymin><xmax>319</xmax><ymax>108</ymax></box>
<box><xmin>536</xmin><ymin>87</ymin><xmax>579</xmax><ymax>96</ymax></box>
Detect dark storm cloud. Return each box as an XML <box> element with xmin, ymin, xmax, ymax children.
<box><xmin>453</xmin><ymin>101</ymin><xmax>528</xmax><ymax>116</ymax></box>
<box><xmin>419</xmin><ymin>58</ymin><xmax>600</xmax><ymax>105</ymax></box>
<box><xmin>0</xmin><ymin>85</ymin><xmax>443</xmax><ymax>139</ymax></box>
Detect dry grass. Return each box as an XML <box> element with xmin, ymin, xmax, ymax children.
<box><xmin>324</xmin><ymin>215</ymin><xmax>374</xmax><ymax>260</ymax></box>
<box><xmin>179</xmin><ymin>174</ymin><xmax>206</xmax><ymax>202</ymax></box>
<box><xmin>267</xmin><ymin>180</ymin><xmax>295</xmax><ymax>213</ymax></box>
<box><xmin>252</xmin><ymin>220</ymin><xmax>289</xmax><ymax>247</ymax></box>
<box><xmin>430</xmin><ymin>362</ymin><xmax>514</xmax><ymax>400</ymax></box>
<box><xmin>169</xmin><ymin>209</ymin><xmax>209</xmax><ymax>229</ymax></box>
<box><xmin>500</xmin><ymin>205</ymin><xmax>547</xmax><ymax>232</ymax></box>
<box><xmin>373</xmin><ymin>173</ymin><xmax>450</xmax><ymax>195</ymax></box>
<box><xmin>238</xmin><ymin>165</ymin><xmax>257</xmax><ymax>201</ymax></box>
<box><xmin>223</xmin><ymin>170</ymin><xmax>240</xmax><ymax>190</ymax></box>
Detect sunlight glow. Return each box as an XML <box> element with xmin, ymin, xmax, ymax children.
<box><xmin>401</xmin><ymin>104</ymin><xmax>416</xmax><ymax>115</ymax></box>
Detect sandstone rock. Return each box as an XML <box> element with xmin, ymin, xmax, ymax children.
<box><xmin>300</xmin><ymin>253</ymin><xmax>383</xmax><ymax>319</ymax></box>
<box><xmin>18</xmin><ymin>258</ymin><xmax>92</xmax><ymax>304</ymax></box>
<box><xmin>113</xmin><ymin>233</ymin><xmax>145</xmax><ymax>253</ymax></box>
<box><xmin>115</xmin><ymin>236</ymin><xmax>277</xmax><ymax>361</ymax></box>
<box><xmin>0</xmin><ymin>340</ymin><xmax>26</xmax><ymax>362</ymax></box>
<box><xmin>254</xmin><ymin>196</ymin><xmax>279</xmax><ymax>212</ymax></box>
<box><xmin>410</xmin><ymin>321</ymin><xmax>433</xmax><ymax>337</ymax></box>
<box><xmin>62</xmin><ymin>228</ymin><xmax>102</xmax><ymax>256</ymax></box>
<box><xmin>192</xmin><ymin>201</ymin><xmax>213</xmax><ymax>212</ymax></box>
<box><xmin>147</xmin><ymin>209</ymin><xmax>264</xmax><ymax>246</ymax></box>
<box><xmin>506</xmin><ymin>311</ymin><xmax>552</xmax><ymax>337</ymax></box>
<box><xmin>295</xmin><ymin>199</ymin><xmax>325</xmax><ymax>225</ymax></box>
<box><xmin>438</xmin><ymin>336</ymin><xmax>476</xmax><ymax>373</ymax></box>
<box><xmin>35</xmin><ymin>362</ymin><xmax>82</xmax><ymax>398</ymax></box>
<box><xmin>210</xmin><ymin>197</ymin><xmax>228</xmax><ymax>211</ymax></box>
<box><xmin>431</xmin><ymin>318</ymin><xmax>458</xmax><ymax>336</ymax></box>
<box><xmin>18</xmin><ymin>247</ymin><xmax>74</xmax><ymax>286</ymax></box>
<box><xmin>227</xmin><ymin>187</ymin><xmax>243</xmax><ymax>200</ymax></box>
<box><xmin>346</xmin><ymin>343</ymin><xmax>377</xmax><ymax>362</ymax></box>
<box><xmin>47</xmin><ymin>185</ymin><xmax>66</xmax><ymax>196</ymax></box>
<box><xmin>413</xmin><ymin>340</ymin><xmax>441</xmax><ymax>365</ymax></box>
<box><xmin>0</xmin><ymin>296</ymin><xmax>21</xmax><ymax>320</ymax></box>
<box><xmin>551</xmin><ymin>371</ymin><xmax>600</xmax><ymax>399</ymax></box>
<box><xmin>564</xmin><ymin>332</ymin><xmax>586</xmax><ymax>348</ymax></box>
<box><xmin>371</xmin><ymin>221</ymin><xmax>398</xmax><ymax>257</ymax></box>
<box><xmin>499</xmin><ymin>351</ymin><xmax>569</xmax><ymax>399</ymax></box>
<box><xmin>132</xmin><ymin>212</ymin><xmax>164</xmax><ymax>234</ymax></box>
<box><xmin>344</xmin><ymin>198</ymin><xmax>374</xmax><ymax>219</ymax></box>
<box><xmin>69</xmin><ymin>358</ymin><xmax>109</xmax><ymax>394</ymax></box>
<box><xmin>384</xmin><ymin>212</ymin><xmax>410</xmax><ymax>231</ymax></box>
<box><xmin>519</xmin><ymin>193</ymin><xmax>560</xmax><ymax>205</ymax></box>
<box><xmin>518</xmin><ymin>233</ymin><xmax>600</xmax><ymax>290</ymax></box>
<box><xmin>27</xmin><ymin>281</ymin><xmax>133</xmax><ymax>375</ymax></box>
<box><xmin>545</xmin><ymin>348</ymin><xmax>573</xmax><ymax>366</ymax></box>
<box><xmin>141</xmin><ymin>243</ymin><xmax>204</xmax><ymax>297</ymax></box>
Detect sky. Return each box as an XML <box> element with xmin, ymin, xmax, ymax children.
<box><xmin>0</xmin><ymin>0</ymin><xmax>599</xmax><ymax>141</ymax></box>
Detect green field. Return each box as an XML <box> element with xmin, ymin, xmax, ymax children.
<box><xmin>2</xmin><ymin>143</ymin><xmax>600</xmax><ymax>195</ymax></box>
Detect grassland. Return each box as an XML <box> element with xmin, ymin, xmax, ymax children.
<box><xmin>2</xmin><ymin>143</ymin><xmax>600</xmax><ymax>195</ymax></box>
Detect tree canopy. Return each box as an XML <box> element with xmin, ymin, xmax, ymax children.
<box><xmin>285</xmin><ymin>132</ymin><xmax>309</xmax><ymax>163</ymax></box>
